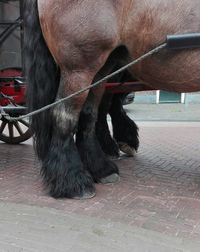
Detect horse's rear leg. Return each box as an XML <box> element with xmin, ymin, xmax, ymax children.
<box><xmin>42</xmin><ymin>71</ymin><xmax>95</xmax><ymax>199</ymax></box>
<box><xmin>76</xmin><ymin>85</ymin><xmax>120</xmax><ymax>184</ymax></box>
<box><xmin>109</xmin><ymin>94</ymin><xmax>139</xmax><ymax>156</ymax></box>
<box><xmin>96</xmin><ymin>93</ymin><xmax>120</xmax><ymax>158</ymax></box>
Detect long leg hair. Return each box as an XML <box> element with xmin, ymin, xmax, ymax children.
<box><xmin>24</xmin><ymin>0</ymin><xmax>95</xmax><ymax>198</ymax></box>
<box><xmin>24</xmin><ymin>0</ymin><xmax>120</xmax><ymax>198</ymax></box>
<box><xmin>24</xmin><ymin>0</ymin><xmax>60</xmax><ymax>161</ymax></box>
<box><xmin>96</xmin><ymin>67</ymin><xmax>139</xmax><ymax>157</ymax></box>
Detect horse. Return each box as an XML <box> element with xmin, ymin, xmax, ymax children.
<box><xmin>96</xmin><ymin>69</ymin><xmax>139</xmax><ymax>158</ymax></box>
<box><xmin>24</xmin><ymin>0</ymin><xmax>200</xmax><ymax>199</ymax></box>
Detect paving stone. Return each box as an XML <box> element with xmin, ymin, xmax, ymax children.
<box><xmin>0</xmin><ymin>121</ymin><xmax>200</xmax><ymax>250</ymax></box>
<box><xmin>0</xmin><ymin>202</ymin><xmax>200</xmax><ymax>252</ymax></box>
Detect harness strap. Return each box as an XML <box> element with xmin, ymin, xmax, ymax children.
<box><xmin>166</xmin><ymin>33</ymin><xmax>200</xmax><ymax>50</ymax></box>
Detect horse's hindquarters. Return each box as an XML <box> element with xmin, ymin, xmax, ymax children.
<box><xmin>37</xmin><ymin>0</ymin><xmax>119</xmax><ymax>69</ymax></box>
<box><xmin>123</xmin><ymin>0</ymin><xmax>200</xmax><ymax>92</ymax></box>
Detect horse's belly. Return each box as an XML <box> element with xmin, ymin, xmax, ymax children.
<box><xmin>130</xmin><ymin>49</ymin><xmax>200</xmax><ymax>93</ymax></box>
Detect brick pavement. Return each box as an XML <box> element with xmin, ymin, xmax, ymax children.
<box><xmin>0</xmin><ymin>122</ymin><xmax>200</xmax><ymax>251</ymax></box>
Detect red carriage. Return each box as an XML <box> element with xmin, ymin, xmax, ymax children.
<box><xmin>0</xmin><ymin>0</ymin><xmax>32</xmax><ymax>144</ymax></box>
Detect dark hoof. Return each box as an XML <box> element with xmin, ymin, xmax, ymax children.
<box><xmin>47</xmin><ymin>170</ymin><xmax>95</xmax><ymax>199</ymax></box>
<box><xmin>118</xmin><ymin>142</ymin><xmax>136</xmax><ymax>157</ymax></box>
<box><xmin>73</xmin><ymin>191</ymin><xmax>96</xmax><ymax>200</ymax></box>
<box><xmin>100</xmin><ymin>173</ymin><xmax>120</xmax><ymax>184</ymax></box>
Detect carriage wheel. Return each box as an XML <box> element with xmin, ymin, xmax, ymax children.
<box><xmin>0</xmin><ymin>116</ymin><xmax>32</xmax><ymax>144</ymax></box>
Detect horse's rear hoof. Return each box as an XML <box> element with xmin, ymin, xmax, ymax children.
<box><xmin>118</xmin><ymin>142</ymin><xmax>136</xmax><ymax>157</ymax></box>
<box><xmin>100</xmin><ymin>173</ymin><xmax>120</xmax><ymax>184</ymax></box>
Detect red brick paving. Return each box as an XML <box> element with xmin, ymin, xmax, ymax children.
<box><xmin>0</xmin><ymin>122</ymin><xmax>200</xmax><ymax>241</ymax></box>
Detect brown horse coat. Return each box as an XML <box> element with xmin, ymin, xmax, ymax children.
<box><xmin>38</xmin><ymin>0</ymin><xmax>200</xmax><ymax>93</ymax></box>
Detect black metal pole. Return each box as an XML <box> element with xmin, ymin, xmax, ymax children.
<box><xmin>19</xmin><ymin>0</ymin><xmax>24</xmax><ymax>76</ymax></box>
<box><xmin>0</xmin><ymin>17</ymin><xmax>21</xmax><ymax>46</ymax></box>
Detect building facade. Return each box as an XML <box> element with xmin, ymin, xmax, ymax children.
<box><xmin>0</xmin><ymin>1</ymin><xmax>21</xmax><ymax>69</ymax></box>
<box><xmin>134</xmin><ymin>90</ymin><xmax>200</xmax><ymax>104</ymax></box>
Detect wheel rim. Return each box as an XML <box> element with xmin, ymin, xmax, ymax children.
<box><xmin>0</xmin><ymin>117</ymin><xmax>32</xmax><ymax>144</ymax></box>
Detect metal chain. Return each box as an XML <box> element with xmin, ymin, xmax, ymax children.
<box><xmin>3</xmin><ymin>42</ymin><xmax>167</xmax><ymax>122</ymax></box>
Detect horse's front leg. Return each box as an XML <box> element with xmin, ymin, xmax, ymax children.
<box><xmin>42</xmin><ymin>71</ymin><xmax>96</xmax><ymax>199</ymax></box>
<box><xmin>76</xmin><ymin>84</ymin><xmax>120</xmax><ymax>184</ymax></box>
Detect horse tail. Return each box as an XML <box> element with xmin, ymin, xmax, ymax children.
<box><xmin>24</xmin><ymin>0</ymin><xmax>60</xmax><ymax>160</ymax></box>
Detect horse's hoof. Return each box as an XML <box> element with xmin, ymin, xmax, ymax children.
<box><xmin>100</xmin><ymin>173</ymin><xmax>120</xmax><ymax>184</ymax></box>
<box><xmin>118</xmin><ymin>142</ymin><xmax>136</xmax><ymax>157</ymax></box>
<box><xmin>73</xmin><ymin>191</ymin><xmax>96</xmax><ymax>200</ymax></box>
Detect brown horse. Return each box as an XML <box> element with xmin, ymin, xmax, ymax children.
<box><xmin>24</xmin><ymin>0</ymin><xmax>200</xmax><ymax>199</ymax></box>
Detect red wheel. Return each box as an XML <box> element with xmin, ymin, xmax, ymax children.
<box><xmin>0</xmin><ymin>68</ymin><xmax>32</xmax><ymax>144</ymax></box>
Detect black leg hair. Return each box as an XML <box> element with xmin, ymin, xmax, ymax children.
<box><xmin>96</xmin><ymin>93</ymin><xmax>120</xmax><ymax>158</ymax></box>
<box><xmin>42</xmin><ymin>132</ymin><xmax>95</xmax><ymax>198</ymax></box>
<box><xmin>109</xmin><ymin>93</ymin><xmax>139</xmax><ymax>156</ymax></box>
<box><xmin>76</xmin><ymin>87</ymin><xmax>119</xmax><ymax>184</ymax></box>
<box><xmin>40</xmin><ymin>73</ymin><xmax>96</xmax><ymax>198</ymax></box>
<box><xmin>96</xmin><ymin>62</ymin><xmax>140</xmax><ymax>157</ymax></box>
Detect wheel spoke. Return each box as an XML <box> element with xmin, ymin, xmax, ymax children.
<box><xmin>0</xmin><ymin>116</ymin><xmax>32</xmax><ymax>144</ymax></box>
<box><xmin>14</xmin><ymin>121</ymin><xmax>24</xmax><ymax>136</ymax></box>
<box><xmin>8</xmin><ymin>123</ymin><xmax>14</xmax><ymax>139</ymax></box>
<box><xmin>19</xmin><ymin>119</ymin><xmax>30</xmax><ymax>128</ymax></box>
<box><xmin>0</xmin><ymin>121</ymin><xmax>7</xmax><ymax>134</ymax></box>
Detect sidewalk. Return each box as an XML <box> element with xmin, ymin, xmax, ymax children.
<box><xmin>125</xmin><ymin>103</ymin><xmax>200</xmax><ymax>121</ymax></box>
<box><xmin>1</xmin><ymin>202</ymin><xmax>200</xmax><ymax>252</ymax></box>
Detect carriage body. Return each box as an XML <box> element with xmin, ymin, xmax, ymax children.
<box><xmin>0</xmin><ymin>68</ymin><xmax>26</xmax><ymax>106</ymax></box>
<box><xmin>0</xmin><ymin>0</ymin><xmax>32</xmax><ymax>144</ymax></box>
